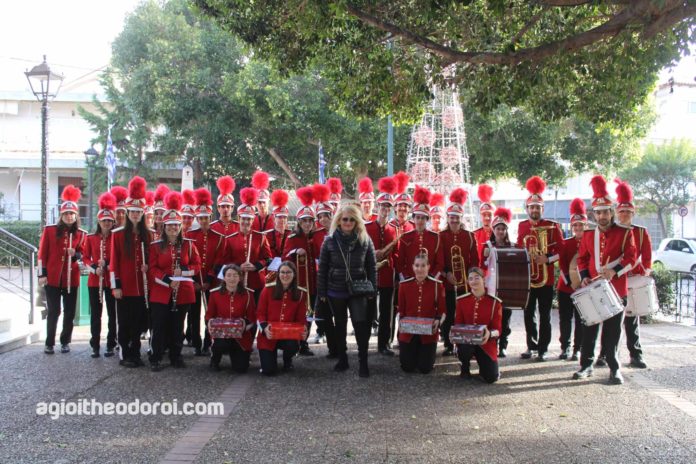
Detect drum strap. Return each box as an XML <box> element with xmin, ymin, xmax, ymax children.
<box><xmin>593</xmin><ymin>228</ymin><xmax>601</xmax><ymax>272</ymax></box>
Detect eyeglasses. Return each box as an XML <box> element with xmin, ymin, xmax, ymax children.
<box><xmin>341</xmin><ymin>217</ymin><xmax>356</xmax><ymax>223</ymax></box>
<box><xmin>279</xmin><ymin>270</ymin><xmax>294</xmax><ymax>275</ymax></box>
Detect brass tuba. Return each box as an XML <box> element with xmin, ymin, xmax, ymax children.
<box><xmin>450</xmin><ymin>244</ymin><xmax>467</xmax><ymax>293</ymax></box>
<box><xmin>523</xmin><ymin>226</ymin><xmax>554</xmax><ymax>288</ymax></box>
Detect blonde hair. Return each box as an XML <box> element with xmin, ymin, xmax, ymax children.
<box><xmin>330</xmin><ymin>204</ymin><xmax>370</xmax><ymax>245</ymax></box>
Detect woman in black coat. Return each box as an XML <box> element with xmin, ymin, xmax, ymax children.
<box><xmin>318</xmin><ymin>204</ymin><xmax>377</xmax><ymax>378</ymax></box>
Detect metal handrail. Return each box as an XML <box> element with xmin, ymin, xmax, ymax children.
<box><xmin>0</xmin><ymin>227</ymin><xmax>37</xmax><ymax>324</ymax></box>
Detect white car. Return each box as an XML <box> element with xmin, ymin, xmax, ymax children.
<box><xmin>652</xmin><ymin>238</ymin><xmax>696</xmax><ymax>273</ymax></box>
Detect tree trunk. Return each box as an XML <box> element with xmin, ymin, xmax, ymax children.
<box><xmin>266</xmin><ymin>147</ymin><xmax>302</xmax><ymax>188</ymax></box>
<box><xmin>656</xmin><ymin>207</ymin><xmax>668</xmax><ymax>238</ymax></box>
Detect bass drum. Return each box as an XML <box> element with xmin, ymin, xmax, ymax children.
<box><xmin>486</xmin><ymin>248</ymin><xmax>530</xmax><ymax>309</ymax></box>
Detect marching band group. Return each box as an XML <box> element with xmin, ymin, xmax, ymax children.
<box><xmin>38</xmin><ymin>169</ymin><xmax>652</xmax><ymax>385</ymax></box>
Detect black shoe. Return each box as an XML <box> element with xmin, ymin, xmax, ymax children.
<box><xmin>334</xmin><ymin>355</ymin><xmax>349</xmax><ymax>372</ymax></box>
<box><xmin>326</xmin><ymin>352</ymin><xmax>338</xmax><ymax>359</ymax></box>
<box><xmin>209</xmin><ymin>360</ymin><xmax>221</xmax><ymax>372</ymax></box>
<box><xmin>283</xmin><ymin>360</ymin><xmax>294</xmax><ymax>372</ymax></box>
<box><xmin>171</xmin><ymin>358</ymin><xmax>186</xmax><ymax>368</ymax></box>
<box><xmin>609</xmin><ymin>369</ymin><xmax>624</xmax><ymax>385</ymax></box>
<box><xmin>379</xmin><ymin>348</ymin><xmax>395</xmax><ymax>357</ymax></box>
<box><xmin>132</xmin><ymin>358</ymin><xmax>145</xmax><ymax>367</ymax></box>
<box><xmin>537</xmin><ymin>352</ymin><xmax>548</xmax><ymax>362</ymax></box>
<box><xmin>120</xmin><ymin>360</ymin><xmax>136</xmax><ymax>368</ymax></box>
<box><xmin>91</xmin><ymin>349</ymin><xmax>100</xmax><ymax>358</ymax></box>
<box><xmin>298</xmin><ymin>346</ymin><xmax>315</xmax><ymax>356</ymax></box>
<box><xmin>60</xmin><ymin>344</ymin><xmax>70</xmax><ymax>353</ymax></box>
<box><xmin>201</xmin><ymin>348</ymin><xmax>211</xmax><ymax>356</ymax></box>
<box><xmin>570</xmin><ymin>351</ymin><xmax>579</xmax><ymax>361</ymax></box>
<box><xmin>498</xmin><ymin>348</ymin><xmax>507</xmax><ymax>358</ymax></box>
<box><xmin>104</xmin><ymin>348</ymin><xmax>115</xmax><ymax>358</ymax></box>
<box><xmin>460</xmin><ymin>366</ymin><xmax>471</xmax><ymax>378</ymax></box>
<box><xmin>194</xmin><ymin>348</ymin><xmax>206</xmax><ymax>357</ymax></box>
<box><xmin>572</xmin><ymin>367</ymin><xmax>594</xmax><ymax>380</ymax></box>
<box><xmin>595</xmin><ymin>356</ymin><xmax>607</xmax><ymax>367</ymax></box>
<box><xmin>559</xmin><ymin>348</ymin><xmax>570</xmax><ymax>360</ymax></box>
<box><xmin>442</xmin><ymin>346</ymin><xmax>454</xmax><ymax>356</ymax></box>
<box><xmin>359</xmin><ymin>362</ymin><xmax>370</xmax><ymax>378</ymax></box>
<box><xmin>520</xmin><ymin>350</ymin><xmax>536</xmax><ymax>359</ymax></box>
<box><xmin>44</xmin><ymin>346</ymin><xmax>54</xmax><ymax>355</ymax></box>
<box><xmin>630</xmin><ymin>357</ymin><xmax>647</xmax><ymax>369</ymax></box>
<box><xmin>150</xmin><ymin>362</ymin><xmax>163</xmax><ymax>372</ymax></box>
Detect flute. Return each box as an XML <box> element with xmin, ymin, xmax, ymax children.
<box><xmin>171</xmin><ymin>241</ymin><xmax>181</xmax><ymax>312</ymax></box>
<box><xmin>244</xmin><ymin>233</ymin><xmax>252</xmax><ymax>288</ymax></box>
<box><xmin>67</xmin><ymin>233</ymin><xmax>73</xmax><ymax>294</ymax></box>
<box><xmin>98</xmin><ymin>237</ymin><xmax>104</xmax><ymax>304</ymax></box>
<box><xmin>141</xmin><ymin>242</ymin><xmax>149</xmax><ymax>309</ymax></box>
<box><xmin>199</xmin><ymin>269</ymin><xmax>208</xmax><ymax>311</ymax></box>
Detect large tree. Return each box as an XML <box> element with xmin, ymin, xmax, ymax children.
<box><xmin>193</xmin><ymin>0</ymin><xmax>695</xmax><ymax>126</ymax></box>
<box><xmin>620</xmin><ymin>139</ymin><xmax>696</xmax><ymax>237</ymax></box>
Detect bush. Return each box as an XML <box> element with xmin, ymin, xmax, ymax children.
<box><xmin>0</xmin><ymin>221</ymin><xmax>42</xmax><ymax>249</ymax></box>
<box><xmin>652</xmin><ymin>263</ymin><xmax>676</xmax><ymax>315</ymax></box>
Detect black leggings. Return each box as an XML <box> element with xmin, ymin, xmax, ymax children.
<box><xmin>116</xmin><ymin>296</ymin><xmax>147</xmax><ymax>362</ymax></box>
<box><xmin>558</xmin><ymin>290</ymin><xmax>583</xmax><ymax>352</ymax></box>
<box><xmin>457</xmin><ymin>345</ymin><xmax>499</xmax><ymax>383</ymax></box>
<box><xmin>376</xmin><ymin>287</ymin><xmax>394</xmax><ymax>350</ymax></box>
<box><xmin>149</xmin><ymin>302</ymin><xmax>188</xmax><ymax>363</ymax></box>
<box><xmin>211</xmin><ymin>338</ymin><xmax>251</xmax><ymax>372</ymax></box>
<box><xmin>399</xmin><ymin>336</ymin><xmax>437</xmax><ymax>374</ymax></box>
<box><xmin>259</xmin><ymin>340</ymin><xmax>299</xmax><ymax>375</ymax></box>
<box><xmin>328</xmin><ymin>296</ymin><xmax>372</xmax><ymax>361</ymax></box>
<box><xmin>44</xmin><ymin>285</ymin><xmax>78</xmax><ymax>347</ymax></box>
<box><xmin>89</xmin><ymin>287</ymin><xmax>117</xmax><ymax>351</ymax></box>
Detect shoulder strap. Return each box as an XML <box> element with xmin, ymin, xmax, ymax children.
<box><xmin>335</xmin><ymin>237</ymin><xmax>353</xmax><ymax>283</ymax></box>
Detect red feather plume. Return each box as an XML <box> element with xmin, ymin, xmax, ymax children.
<box><xmin>182</xmin><ymin>189</ymin><xmax>196</xmax><ymax>206</ymax></box>
<box><xmin>154</xmin><ymin>184</ymin><xmax>170</xmax><ymax>202</ymax></box>
<box><xmin>449</xmin><ymin>188</ymin><xmax>468</xmax><ymax>204</ymax></box>
<box><xmin>413</xmin><ymin>185</ymin><xmax>431</xmax><ymax>205</ymax></box>
<box><xmin>239</xmin><ymin>187</ymin><xmax>259</xmax><ymax>206</ymax></box>
<box><xmin>98</xmin><ymin>192</ymin><xmax>117</xmax><ymax>211</ymax></box>
<box><xmin>358</xmin><ymin>177</ymin><xmax>373</xmax><ymax>194</ymax></box>
<box><xmin>312</xmin><ymin>183</ymin><xmax>330</xmax><ymax>202</ymax></box>
<box><xmin>164</xmin><ymin>191</ymin><xmax>183</xmax><ymax>211</ymax></box>
<box><xmin>525</xmin><ymin>176</ymin><xmax>546</xmax><ymax>195</ymax></box>
<box><xmin>569</xmin><ymin>198</ymin><xmax>586</xmax><ymax>216</ymax></box>
<box><xmin>270</xmin><ymin>189</ymin><xmax>289</xmax><ymax>208</ymax></box>
<box><xmin>394</xmin><ymin>171</ymin><xmax>410</xmax><ymax>194</ymax></box>
<box><xmin>477</xmin><ymin>184</ymin><xmax>493</xmax><ymax>202</ymax></box>
<box><xmin>327</xmin><ymin>178</ymin><xmax>343</xmax><ymax>194</ymax></box>
<box><xmin>195</xmin><ymin>188</ymin><xmax>212</xmax><ymax>207</ymax></box>
<box><xmin>430</xmin><ymin>193</ymin><xmax>445</xmax><ymax>207</ymax></box>
<box><xmin>297</xmin><ymin>186</ymin><xmax>314</xmax><ymax>206</ymax></box>
<box><xmin>615</xmin><ymin>181</ymin><xmax>633</xmax><ymax>204</ymax></box>
<box><xmin>145</xmin><ymin>191</ymin><xmax>154</xmax><ymax>207</ymax></box>
<box><xmin>589</xmin><ymin>175</ymin><xmax>609</xmax><ymax>198</ymax></box>
<box><xmin>377</xmin><ymin>176</ymin><xmax>397</xmax><ymax>194</ymax></box>
<box><xmin>61</xmin><ymin>184</ymin><xmax>81</xmax><ymax>203</ymax></box>
<box><xmin>128</xmin><ymin>176</ymin><xmax>147</xmax><ymax>200</ymax></box>
<box><xmin>216</xmin><ymin>176</ymin><xmax>235</xmax><ymax>195</ymax></box>
<box><xmin>494</xmin><ymin>207</ymin><xmax>512</xmax><ymax>224</ymax></box>
<box><xmin>251</xmin><ymin>171</ymin><xmax>270</xmax><ymax>190</ymax></box>
<box><xmin>110</xmin><ymin>186</ymin><xmax>128</xmax><ymax>203</ymax></box>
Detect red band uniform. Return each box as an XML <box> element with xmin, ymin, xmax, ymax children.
<box><xmin>455</xmin><ymin>291</ymin><xmax>503</xmax><ymax>383</ymax></box>
<box><xmin>206</xmin><ymin>285</ymin><xmax>257</xmax><ymax>372</ymax></box>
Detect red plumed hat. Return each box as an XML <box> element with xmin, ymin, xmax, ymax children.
<box><xmin>590</xmin><ymin>175</ymin><xmax>612</xmax><ymax>211</ymax></box>
<box><xmin>394</xmin><ymin>171</ymin><xmax>410</xmax><ymax>194</ymax></box>
<box><xmin>126</xmin><ymin>176</ymin><xmax>147</xmax><ymax>211</ymax></box>
<box><xmin>60</xmin><ymin>184</ymin><xmax>81</xmax><ymax>214</ymax></box>
<box><xmin>412</xmin><ymin>185</ymin><xmax>431</xmax><ymax>217</ymax></box>
<box><xmin>181</xmin><ymin>189</ymin><xmax>196</xmax><ymax>217</ymax></box>
<box><xmin>449</xmin><ymin>188</ymin><xmax>468</xmax><ymax>205</ymax></box>
<box><xmin>525</xmin><ymin>176</ymin><xmax>545</xmax><ymax>207</ymax></box>
<box><xmin>569</xmin><ymin>198</ymin><xmax>588</xmax><ymax>224</ymax></box>
<box><xmin>144</xmin><ymin>191</ymin><xmax>155</xmax><ymax>214</ymax></box>
<box><xmin>216</xmin><ymin>176</ymin><xmax>236</xmax><ymax>205</ymax></box>
<box><xmin>252</xmin><ymin>170</ymin><xmax>271</xmax><ymax>202</ymax></box>
<box><xmin>492</xmin><ymin>207</ymin><xmax>512</xmax><ymax>228</ymax></box>
<box><xmin>97</xmin><ymin>192</ymin><xmax>117</xmax><ymax>221</ymax></box>
<box><xmin>430</xmin><ymin>193</ymin><xmax>445</xmax><ymax>207</ymax></box>
<box><xmin>615</xmin><ymin>179</ymin><xmax>634</xmax><ymax>212</ymax></box>
<box><xmin>376</xmin><ymin>176</ymin><xmax>396</xmax><ymax>205</ymax></box>
<box><xmin>477</xmin><ymin>184</ymin><xmax>495</xmax><ymax>213</ymax></box>
<box><xmin>312</xmin><ymin>183</ymin><xmax>331</xmax><ymax>203</ymax></box>
<box><xmin>296</xmin><ymin>186</ymin><xmax>316</xmax><ymax>219</ymax></box>
<box><xmin>195</xmin><ymin>188</ymin><xmax>213</xmax><ymax>217</ymax></box>
<box><xmin>238</xmin><ymin>187</ymin><xmax>259</xmax><ymax>218</ymax></box>
<box><xmin>358</xmin><ymin>177</ymin><xmax>374</xmax><ymax>202</ymax></box>
<box><xmin>327</xmin><ymin>178</ymin><xmax>342</xmax><ymax>206</ymax></box>
<box><xmin>271</xmin><ymin>189</ymin><xmax>290</xmax><ymax>217</ymax></box>
<box><xmin>153</xmin><ymin>184</ymin><xmax>170</xmax><ymax>211</ymax></box>
<box><xmin>163</xmin><ymin>191</ymin><xmax>183</xmax><ymax>225</ymax></box>
<box><xmin>110</xmin><ymin>186</ymin><xmax>128</xmax><ymax>211</ymax></box>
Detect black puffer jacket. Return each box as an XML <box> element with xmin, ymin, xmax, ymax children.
<box><xmin>317</xmin><ymin>230</ymin><xmax>377</xmax><ymax>298</ymax></box>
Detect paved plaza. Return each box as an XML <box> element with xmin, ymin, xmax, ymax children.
<box><xmin>1</xmin><ymin>312</ymin><xmax>695</xmax><ymax>463</ymax></box>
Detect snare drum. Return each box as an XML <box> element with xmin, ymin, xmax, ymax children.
<box><xmin>399</xmin><ymin>317</ymin><xmax>435</xmax><ymax>335</ymax></box>
<box><xmin>626</xmin><ymin>275</ymin><xmax>658</xmax><ymax>317</ymax></box>
<box><xmin>450</xmin><ymin>324</ymin><xmax>487</xmax><ymax>345</ymax></box>
<box><xmin>571</xmin><ymin>278</ymin><xmax>624</xmax><ymax>326</ymax></box>
<box><xmin>208</xmin><ymin>318</ymin><xmax>245</xmax><ymax>339</ymax></box>
<box><xmin>268</xmin><ymin>322</ymin><xmax>306</xmax><ymax>340</ymax></box>
<box><xmin>486</xmin><ymin>248</ymin><xmax>530</xmax><ymax>309</ymax></box>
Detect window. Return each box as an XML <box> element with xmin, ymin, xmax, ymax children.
<box><xmin>689</xmin><ymin>102</ymin><xmax>696</xmax><ymax>114</ymax></box>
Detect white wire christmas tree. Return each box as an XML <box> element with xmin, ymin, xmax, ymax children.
<box><xmin>405</xmin><ymin>87</ymin><xmax>476</xmax><ymax>227</ymax></box>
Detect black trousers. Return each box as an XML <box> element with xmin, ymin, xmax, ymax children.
<box><xmin>580</xmin><ymin>299</ymin><xmax>626</xmax><ymax>371</ymax></box>
<box><xmin>300</xmin><ymin>293</ymin><xmax>316</xmax><ymax>351</ymax></box>
<box><xmin>211</xmin><ymin>338</ymin><xmax>251</xmax><ymax>372</ymax></box>
<box><xmin>390</xmin><ymin>279</ymin><xmax>400</xmax><ymax>345</ymax></box>
<box><xmin>399</xmin><ymin>336</ymin><xmax>437</xmax><ymax>373</ymax></box>
<box><xmin>328</xmin><ymin>296</ymin><xmax>372</xmax><ymax>361</ymax></box>
<box><xmin>149</xmin><ymin>302</ymin><xmax>188</xmax><ymax>363</ymax></box>
<box><xmin>376</xmin><ymin>287</ymin><xmax>394</xmax><ymax>350</ymax></box>
<box><xmin>116</xmin><ymin>296</ymin><xmax>147</xmax><ymax>362</ymax></box>
<box><xmin>524</xmin><ymin>285</ymin><xmax>554</xmax><ymax>353</ymax></box>
<box><xmin>44</xmin><ymin>285</ymin><xmax>78</xmax><ymax>347</ymax></box>
<box><xmin>599</xmin><ymin>314</ymin><xmax>643</xmax><ymax>360</ymax></box>
<box><xmin>259</xmin><ymin>340</ymin><xmax>299</xmax><ymax>375</ymax></box>
<box><xmin>185</xmin><ymin>289</ymin><xmax>205</xmax><ymax>350</ymax></box>
<box><xmin>442</xmin><ymin>289</ymin><xmax>465</xmax><ymax>349</ymax></box>
<box><xmin>316</xmin><ymin>298</ymin><xmax>337</xmax><ymax>355</ymax></box>
<box><xmin>457</xmin><ymin>345</ymin><xmax>499</xmax><ymax>383</ymax></box>
<box><xmin>558</xmin><ymin>290</ymin><xmax>583</xmax><ymax>353</ymax></box>
<box><xmin>498</xmin><ymin>309</ymin><xmax>512</xmax><ymax>351</ymax></box>
<box><xmin>89</xmin><ymin>287</ymin><xmax>117</xmax><ymax>351</ymax></box>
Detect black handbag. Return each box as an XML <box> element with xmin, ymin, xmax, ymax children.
<box><xmin>335</xmin><ymin>238</ymin><xmax>375</xmax><ymax>297</ymax></box>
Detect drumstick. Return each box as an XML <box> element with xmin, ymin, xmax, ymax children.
<box><xmin>244</xmin><ymin>233</ymin><xmax>252</xmax><ymax>287</ymax></box>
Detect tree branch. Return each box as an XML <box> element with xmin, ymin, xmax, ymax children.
<box><xmin>266</xmin><ymin>147</ymin><xmax>302</xmax><ymax>188</ymax></box>
<box><xmin>511</xmin><ymin>5</ymin><xmax>550</xmax><ymax>45</ymax></box>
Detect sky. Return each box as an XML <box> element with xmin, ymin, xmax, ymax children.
<box><xmin>0</xmin><ymin>0</ymin><xmax>693</xmax><ymax>93</ymax></box>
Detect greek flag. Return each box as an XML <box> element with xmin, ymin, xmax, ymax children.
<box><xmin>106</xmin><ymin>128</ymin><xmax>116</xmax><ymax>189</ymax></box>
<box><xmin>318</xmin><ymin>143</ymin><xmax>327</xmax><ymax>183</ymax></box>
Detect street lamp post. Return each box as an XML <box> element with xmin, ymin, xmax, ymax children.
<box><xmin>84</xmin><ymin>147</ymin><xmax>99</xmax><ymax>230</ymax></box>
<box><xmin>24</xmin><ymin>55</ymin><xmax>64</xmax><ymax>229</ymax></box>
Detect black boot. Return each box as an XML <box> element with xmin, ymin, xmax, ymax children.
<box><xmin>334</xmin><ymin>353</ymin><xmax>349</xmax><ymax>372</ymax></box>
<box><xmin>359</xmin><ymin>359</ymin><xmax>370</xmax><ymax>378</ymax></box>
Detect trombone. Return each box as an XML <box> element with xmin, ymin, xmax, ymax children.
<box><xmin>450</xmin><ymin>244</ymin><xmax>467</xmax><ymax>293</ymax></box>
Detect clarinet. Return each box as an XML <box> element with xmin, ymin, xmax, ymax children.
<box><xmin>98</xmin><ymin>237</ymin><xmax>104</xmax><ymax>304</ymax></box>
<box><xmin>66</xmin><ymin>233</ymin><xmax>73</xmax><ymax>294</ymax></box>
<box><xmin>171</xmin><ymin>240</ymin><xmax>182</xmax><ymax>312</ymax></box>
<box><xmin>141</xmin><ymin>241</ymin><xmax>149</xmax><ymax>309</ymax></box>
